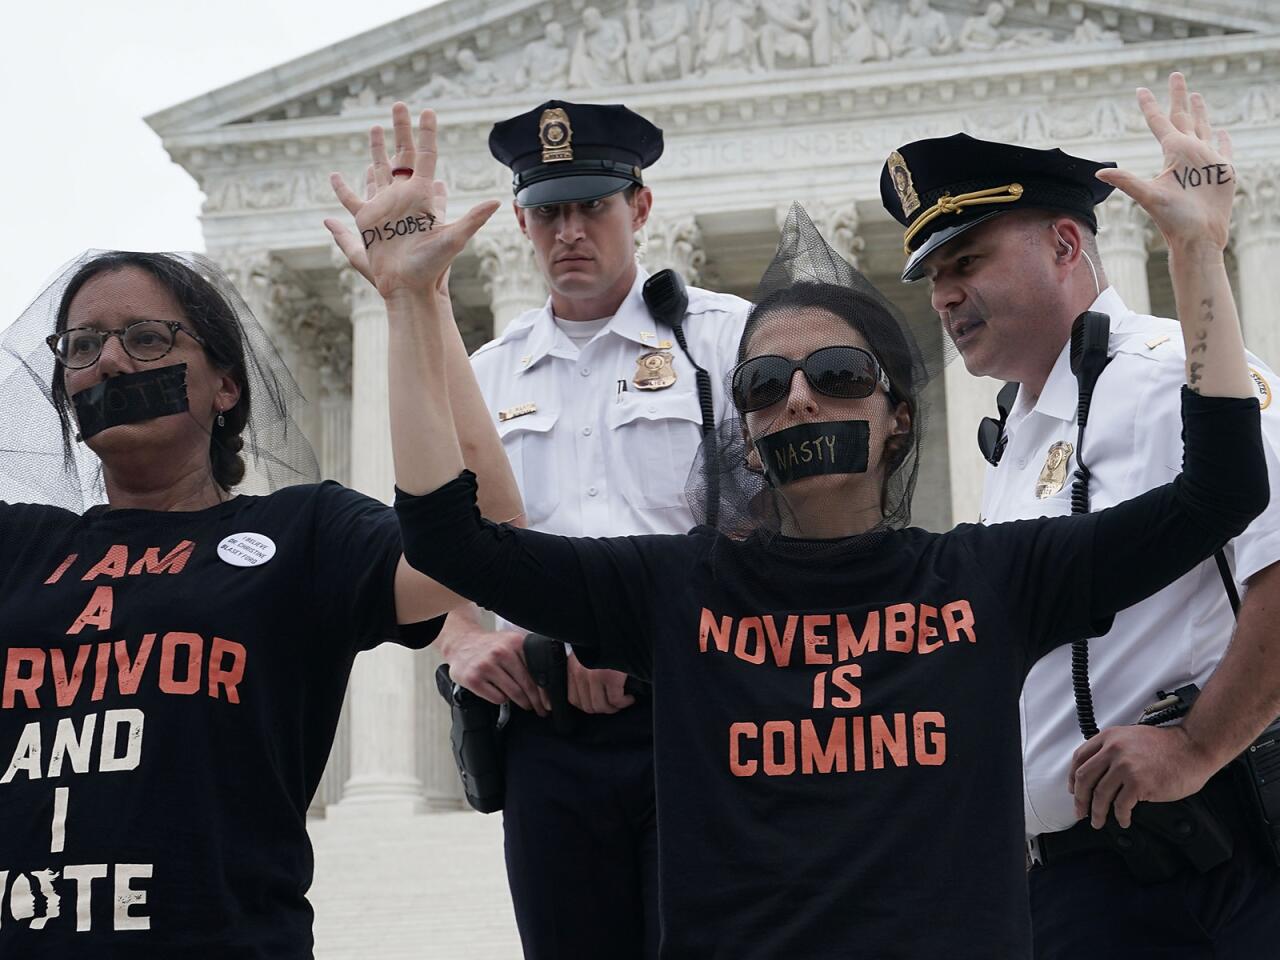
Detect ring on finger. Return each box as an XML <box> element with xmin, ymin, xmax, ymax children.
<box><xmin>391</xmin><ymin>166</ymin><xmax>414</xmax><ymax>178</ymax></box>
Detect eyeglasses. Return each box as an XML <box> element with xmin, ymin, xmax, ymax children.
<box><xmin>731</xmin><ymin>345</ymin><xmax>892</xmax><ymax>414</ymax></box>
<box><xmin>46</xmin><ymin>320</ymin><xmax>205</xmax><ymax>370</ymax></box>
<box><xmin>977</xmin><ymin>380</ymin><xmax>1020</xmax><ymax>466</ymax></box>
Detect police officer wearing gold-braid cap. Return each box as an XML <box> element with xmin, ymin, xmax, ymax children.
<box><xmin>436</xmin><ymin>100</ymin><xmax>748</xmax><ymax>959</ymax></box>
<box><xmin>883</xmin><ymin>74</ymin><xmax>1280</xmax><ymax>958</ymax></box>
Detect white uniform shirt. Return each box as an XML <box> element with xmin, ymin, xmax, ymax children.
<box><xmin>471</xmin><ymin>268</ymin><xmax>750</xmax><ymax>631</ymax></box>
<box><xmin>978</xmin><ymin>287</ymin><xmax>1280</xmax><ymax>837</ymax></box>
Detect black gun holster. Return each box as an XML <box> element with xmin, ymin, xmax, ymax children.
<box><xmin>435</xmin><ymin>663</ymin><xmax>507</xmax><ymax>813</ymax></box>
<box><xmin>1102</xmin><ymin>793</ymin><xmax>1234</xmax><ymax>883</ymax></box>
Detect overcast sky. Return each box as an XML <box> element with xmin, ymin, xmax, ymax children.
<box><xmin>0</xmin><ymin>0</ymin><xmax>436</xmax><ymax>325</ymax></box>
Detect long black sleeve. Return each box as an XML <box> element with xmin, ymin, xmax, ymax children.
<box><xmin>962</xmin><ymin>390</ymin><xmax>1267</xmax><ymax>660</ymax></box>
<box><xmin>1090</xmin><ymin>390</ymin><xmax>1266</xmax><ymax>613</ymax></box>
<box><xmin>395</xmin><ymin>476</ymin><xmax>703</xmax><ymax>679</ymax></box>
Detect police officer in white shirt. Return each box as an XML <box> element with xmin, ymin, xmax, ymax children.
<box><xmin>882</xmin><ymin>76</ymin><xmax>1280</xmax><ymax>958</ymax></box>
<box><xmin>437</xmin><ymin>100</ymin><xmax>748</xmax><ymax>959</ymax></box>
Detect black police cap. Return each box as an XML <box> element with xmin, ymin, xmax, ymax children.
<box><xmin>880</xmin><ymin>133</ymin><xmax>1117</xmax><ymax>282</ymax></box>
<box><xmin>489</xmin><ymin>100</ymin><xmax>664</xmax><ymax>207</ymax></box>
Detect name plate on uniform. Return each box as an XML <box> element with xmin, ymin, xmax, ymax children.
<box><xmin>498</xmin><ymin>402</ymin><xmax>538</xmax><ymax>422</ymax></box>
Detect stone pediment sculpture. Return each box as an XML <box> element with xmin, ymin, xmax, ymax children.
<box><xmin>145</xmin><ymin>0</ymin><xmax>1268</xmax><ymax>134</ymax></box>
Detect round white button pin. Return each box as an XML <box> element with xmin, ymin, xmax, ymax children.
<box><xmin>217</xmin><ymin>533</ymin><xmax>277</xmax><ymax>567</ymax></box>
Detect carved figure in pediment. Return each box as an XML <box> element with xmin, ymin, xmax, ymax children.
<box><xmin>811</xmin><ymin>0</ymin><xmax>833</xmax><ymax>64</ymax></box>
<box><xmin>1045</xmin><ymin>104</ymin><xmax>1093</xmax><ymax>141</ymax></box>
<box><xmin>204</xmin><ymin>179</ymin><xmax>243</xmax><ymax>214</ymax></box>
<box><xmin>1242</xmin><ymin>85</ymin><xmax>1279</xmax><ymax>125</ymax></box>
<box><xmin>624</xmin><ymin>0</ymin><xmax>694</xmax><ymax>83</ymax></box>
<box><xmin>514</xmin><ymin>21</ymin><xmax>571</xmax><ymax>88</ymax></box>
<box><xmin>958</xmin><ymin>3</ymin><xmax>1052</xmax><ymax>52</ymax></box>
<box><xmin>1017</xmin><ymin>107</ymin><xmax>1051</xmax><ymax>144</ymax></box>
<box><xmin>243</xmin><ymin>174</ymin><xmax>296</xmax><ymax>210</ymax></box>
<box><xmin>835</xmin><ymin>0</ymin><xmax>889</xmax><ymax>63</ymax></box>
<box><xmin>414</xmin><ymin>48</ymin><xmax>501</xmax><ymax>100</ymax></box>
<box><xmin>1093</xmin><ymin>100</ymin><xmax>1130</xmax><ymax>138</ymax></box>
<box><xmin>891</xmin><ymin>0</ymin><xmax>953</xmax><ymax>59</ymax></box>
<box><xmin>340</xmin><ymin>87</ymin><xmax>379</xmax><ymax>113</ymax></box>
<box><xmin>759</xmin><ymin>0</ymin><xmax>815</xmax><ymax>70</ymax></box>
<box><xmin>570</xmin><ymin>7</ymin><xmax>629</xmax><ymax>87</ymax></box>
<box><xmin>696</xmin><ymin>0</ymin><xmax>760</xmax><ymax>74</ymax></box>
<box><xmin>1071</xmin><ymin>18</ymin><xmax>1122</xmax><ymax>46</ymax></box>
<box><xmin>447</xmin><ymin>153</ymin><xmax>507</xmax><ymax>192</ymax></box>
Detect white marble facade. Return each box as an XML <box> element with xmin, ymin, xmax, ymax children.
<box><xmin>148</xmin><ymin>0</ymin><xmax>1280</xmax><ymax>949</ymax></box>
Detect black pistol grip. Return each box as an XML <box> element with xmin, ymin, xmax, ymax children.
<box><xmin>524</xmin><ymin>633</ymin><xmax>575</xmax><ymax>736</ymax></box>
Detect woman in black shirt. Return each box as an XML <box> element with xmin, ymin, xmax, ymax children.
<box><xmin>374</xmin><ymin>90</ymin><xmax>1261</xmax><ymax>956</ymax></box>
<box><xmin>0</xmin><ymin>107</ymin><xmax>519</xmax><ymax>957</ymax></box>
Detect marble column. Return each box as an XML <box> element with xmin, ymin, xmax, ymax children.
<box><xmin>642</xmin><ymin>214</ymin><xmax>706</xmax><ymax>284</ymax></box>
<box><xmin>209</xmin><ymin>248</ymin><xmax>318</xmax><ymax>486</ymax></box>
<box><xmin>330</xmin><ymin>264</ymin><xmax>425</xmax><ymax>816</ymax></box>
<box><xmin>1095</xmin><ymin>193</ymin><xmax>1152</xmax><ymax>314</ymax></box>
<box><xmin>942</xmin><ymin>360</ymin><xmax>1002</xmax><ymax>526</ymax></box>
<box><xmin>317</xmin><ymin>365</ymin><xmax>352</xmax><ymax>486</ymax></box>
<box><xmin>213</xmin><ymin>248</ymin><xmax>275</xmax><ymax>336</ymax></box>
<box><xmin>308</xmin><ymin>360</ymin><xmax>356</xmax><ymax>817</ymax></box>
<box><xmin>474</xmin><ymin>225</ymin><xmax>548</xmax><ymax>335</ymax></box>
<box><xmin>215</xmin><ymin>248</ymin><xmax>309</xmax><ymax>387</ymax></box>
<box><xmin>417</xmin><ymin>649</ymin><xmax>466</xmax><ymax>811</ymax></box>
<box><xmin>1233</xmin><ymin>165</ymin><xmax>1280</xmax><ymax>368</ymax></box>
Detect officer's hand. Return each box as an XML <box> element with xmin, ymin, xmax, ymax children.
<box><xmin>327</xmin><ymin>102</ymin><xmax>498</xmax><ymax>299</ymax></box>
<box><xmin>439</xmin><ymin>626</ymin><xmax>550</xmax><ymax>716</ymax></box>
<box><xmin>566</xmin><ymin>655</ymin><xmax>636</xmax><ymax>715</ymax></box>
<box><xmin>1096</xmin><ymin>72</ymin><xmax>1235</xmax><ymax>255</ymax></box>
<box><xmin>1068</xmin><ymin>724</ymin><xmax>1217</xmax><ymax>830</ymax></box>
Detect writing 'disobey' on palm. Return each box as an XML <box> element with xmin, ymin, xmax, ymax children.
<box><xmin>328</xmin><ymin>102</ymin><xmax>498</xmax><ymax>299</ymax></box>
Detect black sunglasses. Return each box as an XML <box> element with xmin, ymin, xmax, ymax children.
<box><xmin>731</xmin><ymin>345</ymin><xmax>892</xmax><ymax>414</ymax></box>
<box><xmin>977</xmin><ymin>381</ymin><xmax>1020</xmax><ymax>466</ymax></box>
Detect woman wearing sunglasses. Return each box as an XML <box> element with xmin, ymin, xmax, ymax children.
<box><xmin>383</xmin><ymin>93</ymin><xmax>1263</xmax><ymax>956</ymax></box>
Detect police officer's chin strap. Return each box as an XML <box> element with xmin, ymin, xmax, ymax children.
<box><xmin>643</xmin><ymin>269</ymin><xmax>719</xmax><ymax>526</ymax></box>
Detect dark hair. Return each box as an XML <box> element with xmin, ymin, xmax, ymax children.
<box><xmin>739</xmin><ymin>281</ymin><xmax>919</xmax><ymax>511</ymax></box>
<box><xmin>52</xmin><ymin>252</ymin><xmax>251</xmax><ymax>491</ymax></box>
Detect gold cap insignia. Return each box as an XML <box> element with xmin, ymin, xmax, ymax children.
<box><xmin>540</xmin><ymin>108</ymin><xmax>573</xmax><ymax>163</ymax></box>
<box><xmin>1035</xmin><ymin>441</ymin><xmax>1074</xmax><ymax>500</ymax></box>
<box><xmin>1249</xmin><ymin>366</ymin><xmax>1272</xmax><ymax>410</ymax></box>
<box><xmin>888</xmin><ymin>150</ymin><xmax>921</xmax><ymax>219</ymax></box>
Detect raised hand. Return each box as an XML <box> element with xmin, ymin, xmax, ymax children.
<box><xmin>1096</xmin><ymin>73</ymin><xmax>1235</xmax><ymax>255</ymax></box>
<box><xmin>326</xmin><ymin>103</ymin><xmax>499</xmax><ymax>300</ymax></box>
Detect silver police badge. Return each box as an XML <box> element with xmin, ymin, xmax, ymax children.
<box><xmin>1035</xmin><ymin>441</ymin><xmax>1074</xmax><ymax>499</ymax></box>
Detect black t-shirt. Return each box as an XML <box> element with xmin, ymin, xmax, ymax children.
<box><xmin>396</xmin><ymin>392</ymin><xmax>1266</xmax><ymax>958</ymax></box>
<box><xmin>0</xmin><ymin>482</ymin><xmax>440</xmax><ymax>959</ymax></box>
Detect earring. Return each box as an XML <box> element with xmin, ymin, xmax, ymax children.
<box><xmin>216</xmin><ymin>412</ymin><xmax>226</xmax><ymax>428</ymax></box>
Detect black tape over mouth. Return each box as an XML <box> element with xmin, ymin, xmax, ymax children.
<box><xmin>72</xmin><ymin>364</ymin><xmax>190</xmax><ymax>440</ymax></box>
<box><xmin>755</xmin><ymin>420</ymin><xmax>870</xmax><ymax>486</ymax></box>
